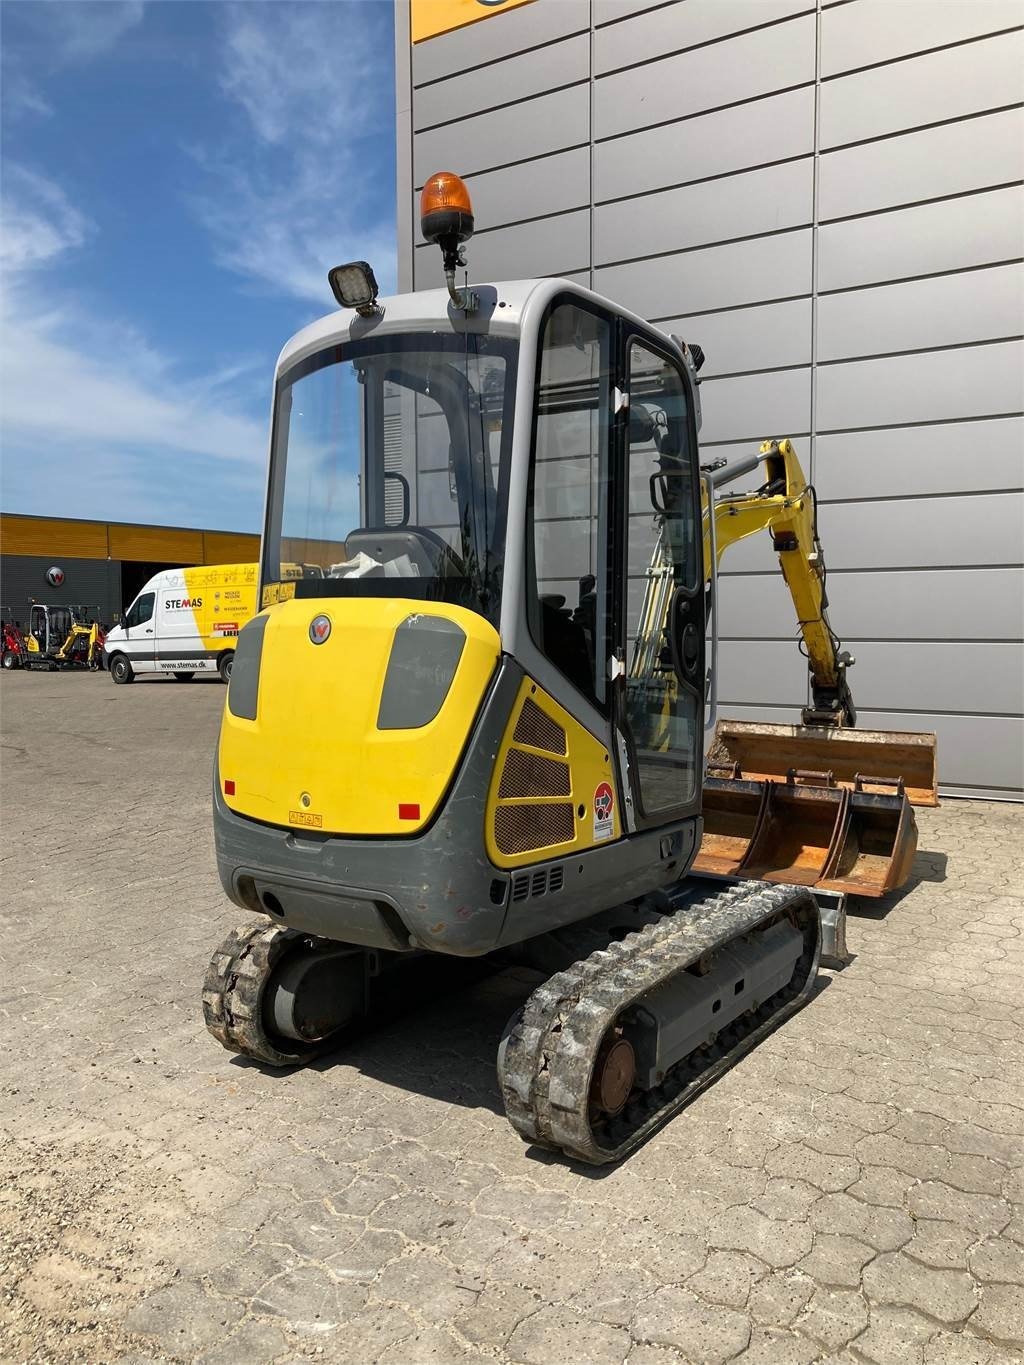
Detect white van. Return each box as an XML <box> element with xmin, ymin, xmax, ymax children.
<box><xmin>104</xmin><ymin>563</ymin><xmax>257</xmax><ymax>685</ymax></box>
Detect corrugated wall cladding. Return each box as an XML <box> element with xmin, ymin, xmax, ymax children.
<box><xmin>397</xmin><ymin>0</ymin><xmax>1024</xmax><ymax>799</ymax></box>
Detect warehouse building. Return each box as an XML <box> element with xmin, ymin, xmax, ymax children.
<box><xmin>395</xmin><ymin>0</ymin><xmax>1024</xmax><ymax>799</ymax></box>
<box><xmin>0</xmin><ymin>513</ymin><xmax>259</xmax><ymax>627</ymax></box>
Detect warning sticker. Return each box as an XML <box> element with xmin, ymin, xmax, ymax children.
<box><xmin>593</xmin><ymin>780</ymin><xmax>614</xmax><ymax>842</ymax></box>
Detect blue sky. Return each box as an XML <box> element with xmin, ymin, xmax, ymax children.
<box><xmin>0</xmin><ymin>0</ymin><xmax>397</xmax><ymax>532</ymax></box>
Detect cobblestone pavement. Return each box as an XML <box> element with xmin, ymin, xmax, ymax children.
<box><xmin>1</xmin><ymin>672</ymin><xmax>1022</xmax><ymax>1365</ymax></box>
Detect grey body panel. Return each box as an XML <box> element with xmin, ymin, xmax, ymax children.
<box><xmin>214</xmin><ymin>657</ymin><xmax>700</xmax><ymax>956</ymax></box>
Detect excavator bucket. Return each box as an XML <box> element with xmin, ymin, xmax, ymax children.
<box><xmin>697</xmin><ymin>774</ymin><xmax>769</xmax><ymax>876</ymax></box>
<box><xmin>818</xmin><ymin>781</ymin><xmax>919</xmax><ymax>897</ymax></box>
<box><xmin>698</xmin><ymin>732</ymin><xmax>929</xmax><ymax>898</ymax></box>
<box><xmin>707</xmin><ymin>720</ymin><xmax>938</xmax><ymax>807</ymax></box>
<box><xmin>736</xmin><ymin>776</ymin><xmax>848</xmax><ymax>888</ymax></box>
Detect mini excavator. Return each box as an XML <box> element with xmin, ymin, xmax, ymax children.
<box><xmin>203</xmin><ymin>172</ymin><xmax>936</xmax><ymax>1164</ymax></box>
<box><xmin>8</xmin><ymin>604</ymin><xmax>106</xmax><ymax>671</ymax></box>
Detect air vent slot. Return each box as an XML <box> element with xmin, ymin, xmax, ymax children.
<box><xmin>511</xmin><ymin>874</ymin><xmax>530</xmax><ymax>902</ymax></box>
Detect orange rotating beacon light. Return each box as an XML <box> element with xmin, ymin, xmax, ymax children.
<box><xmin>420</xmin><ymin>170</ymin><xmax>477</xmax><ymax>313</ymax></box>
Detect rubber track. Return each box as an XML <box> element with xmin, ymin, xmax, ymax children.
<box><xmin>202</xmin><ymin>920</ymin><xmax>316</xmax><ymax>1067</ymax></box>
<box><xmin>498</xmin><ymin>881</ymin><xmax>821</xmax><ymax>1165</ymax></box>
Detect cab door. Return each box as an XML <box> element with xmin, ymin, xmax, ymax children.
<box><xmin>122</xmin><ymin>590</ymin><xmax>157</xmax><ymax>672</ymax></box>
<box><xmin>614</xmin><ymin>334</ymin><xmax>704</xmax><ymax>825</ymax></box>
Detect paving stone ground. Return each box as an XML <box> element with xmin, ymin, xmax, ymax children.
<box><xmin>1</xmin><ymin>671</ymin><xmax>1022</xmax><ymax>1365</ymax></box>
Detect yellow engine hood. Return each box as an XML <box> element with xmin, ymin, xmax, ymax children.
<box><xmin>219</xmin><ymin>597</ymin><xmax>500</xmax><ymax>835</ymax></box>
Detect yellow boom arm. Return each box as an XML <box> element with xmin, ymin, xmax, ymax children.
<box><xmin>702</xmin><ymin>438</ymin><xmax>856</xmax><ymax>727</ymax></box>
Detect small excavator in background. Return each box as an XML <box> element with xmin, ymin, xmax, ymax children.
<box><xmin>2</xmin><ymin>603</ymin><xmax>106</xmax><ymax>671</ymax></box>
<box><xmin>201</xmin><ymin>171</ymin><xmax>937</xmax><ymax>1165</ymax></box>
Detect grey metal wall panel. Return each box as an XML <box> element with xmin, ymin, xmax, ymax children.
<box><xmin>817</xmin><ymin>340</ymin><xmax>1024</xmax><ymax>431</ymax></box>
<box><xmin>815</xmin><ymin>494</ymin><xmax>1024</xmax><ymax>571</ymax></box>
<box><xmin>719</xmin><ymin>568</ymin><xmax>1024</xmax><ymax>642</ymax></box>
<box><xmin>843</xmin><ymin>641</ymin><xmax>1022</xmax><ymax>716</ymax></box>
<box><xmin>719</xmin><ymin>492</ymin><xmax>1024</xmax><ymax>573</ymax></box>
<box><xmin>593</xmin><ymin>0</ymin><xmax>663</xmax><ymax>18</ymax></box>
<box><xmin>595</xmin><ymin>229</ymin><xmax>813</xmax><ymax>319</ymax></box>
<box><xmin>1</xmin><ymin>554</ymin><xmax>121</xmax><ymax>624</ymax></box>
<box><xmin>395</xmin><ymin>0</ymin><xmax>414</xmax><ymax>291</ymax></box>
<box><xmin>819</xmin><ymin>108</ymin><xmax>1024</xmax><ymax>220</ymax></box>
<box><xmin>461</xmin><ymin>148</ymin><xmax>591</xmax><ymax>232</ymax></box>
<box><xmin>820</xmin><ymin>0</ymin><xmax>1023</xmax><ymax>78</ymax></box>
<box><xmin>594</xmin><ymin>158</ymin><xmax>813</xmax><ymax>265</ymax></box>
<box><xmin>594</xmin><ymin>14</ymin><xmax>817</xmax><ymax>139</ymax></box>
<box><xmin>412</xmin><ymin>0</ymin><xmax>589</xmax><ymax>84</ymax></box>
<box><xmin>720</xmin><ymin>638</ymin><xmax>1023</xmax><ymax>719</ymax></box>
<box><xmin>720</xmin><ymin>704</ymin><xmax>1024</xmax><ymax>796</ymax></box>
<box><xmin>718</xmin><ymin>640</ymin><xmax>808</xmax><ymax>706</ymax></box>
<box><xmin>413</xmin><ymin>85</ymin><xmax>590</xmax><ymax>184</ymax></box>
<box><xmin>594</xmin><ymin>87</ymin><xmax>815</xmax><ymax>202</ymax></box>
<box><xmin>817</xmin><ymin>186</ymin><xmax>1024</xmax><ymax>293</ymax></box>
<box><xmin>698</xmin><ymin>367</ymin><xmax>811</xmax><ymax>445</ymax></box>
<box><xmin>817</xmin><ymin>263</ymin><xmax>1024</xmax><ymax>363</ymax></box>
<box><xmin>399</xmin><ymin>0</ymin><xmax>1024</xmax><ymax>802</ymax></box>
<box><xmin>414</xmin><ymin>210</ymin><xmax>590</xmax><ymax>288</ymax></box>
<box><xmin>414</xmin><ymin>34</ymin><xmax>590</xmax><ymax>130</ymax></box>
<box><xmin>820</xmin><ymin>30</ymin><xmax>1024</xmax><ymax>150</ymax></box>
<box><xmin>815</xmin><ymin>418</ymin><xmax>1024</xmax><ymax>501</ymax></box>
<box><xmin>662</xmin><ymin>298</ymin><xmax>812</xmax><ymax>378</ymax></box>
<box><xmin>594</xmin><ymin>0</ymin><xmax>813</xmax><ymax>76</ymax></box>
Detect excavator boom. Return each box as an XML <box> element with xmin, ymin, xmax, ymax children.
<box><xmin>686</xmin><ymin>438</ymin><xmax>936</xmax><ymax>896</ymax></box>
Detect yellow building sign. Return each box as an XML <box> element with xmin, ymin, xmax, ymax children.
<box><xmin>411</xmin><ymin>0</ymin><xmax>535</xmax><ymax>44</ymax></box>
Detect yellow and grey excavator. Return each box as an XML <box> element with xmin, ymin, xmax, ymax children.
<box><xmin>203</xmin><ymin>172</ymin><xmax>936</xmax><ymax>1164</ymax></box>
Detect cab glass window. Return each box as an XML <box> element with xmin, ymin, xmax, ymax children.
<box><xmin>527</xmin><ymin>301</ymin><xmax>612</xmax><ymax>709</ymax></box>
<box><xmin>125</xmin><ymin>592</ymin><xmax>155</xmax><ymax>628</ymax></box>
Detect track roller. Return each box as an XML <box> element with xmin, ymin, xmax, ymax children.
<box><xmin>497</xmin><ymin>880</ymin><xmax>820</xmax><ymax>1165</ymax></box>
<box><xmin>202</xmin><ymin>920</ymin><xmax>367</xmax><ymax>1067</ymax></box>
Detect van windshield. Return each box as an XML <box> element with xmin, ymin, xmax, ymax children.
<box><xmin>261</xmin><ymin>331</ymin><xmax>518</xmax><ymax>625</ymax></box>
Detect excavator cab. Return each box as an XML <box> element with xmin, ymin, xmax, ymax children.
<box><xmin>218</xmin><ymin>277</ymin><xmax>708</xmax><ymax>957</ymax></box>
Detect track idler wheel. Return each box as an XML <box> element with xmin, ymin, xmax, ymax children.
<box><xmin>203</xmin><ymin>921</ymin><xmax>365</xmax><ymax>1067</ymax></box>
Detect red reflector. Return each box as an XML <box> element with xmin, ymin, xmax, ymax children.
<box><xmin>224</xmin><ymin>780</ymin><xmax>236</xmax><ymax>796</ymax></box>
<box><xmin>398</xmin><ymin>803</ymin><xmax>420</xmax><ymax>821</ymax></box>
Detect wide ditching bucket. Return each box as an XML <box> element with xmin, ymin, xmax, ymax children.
<box><xmin>696</xmin><ymin>722</ymin><xmax>935</xmax><ymax>898</ymax></box>
<box><xmin>707</xmin><ymin>720</ymin><xmax>938</xmax><ymax>807</ymax></box>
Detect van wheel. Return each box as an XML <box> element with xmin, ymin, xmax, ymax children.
<box><xmin>173</xmin><ymin>671</ymin><xmax>195</xmax><ymax>683</ymax></box>
<box><xmin>110</xmin><ymin>654</ymin><xmax>134</xmax><ymax>685</ymax></box>
<box><xmin>218</xmin><ymin>652</ymin><xmax>233</xmax><ymax>684</ymax></box>
<box><xmin>2</xmin><ymin>650</ymin><xmax>20</xmax><ymax>670</ymax></box>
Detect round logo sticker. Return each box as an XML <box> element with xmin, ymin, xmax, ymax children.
<box><xmin>309</xmin><ymin>614</ymin><xmax>332</xmax><ymax>644</ymax></box>
<box><xmin>46</xmin><ymin>565</ymin><xmax>65</xmax><ymax>587</ymax></box>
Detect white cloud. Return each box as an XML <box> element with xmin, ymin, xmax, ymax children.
<box><xmin>190</xmin><ymin>1</ymin><xmax>396</xmax><ymax>306</ymax></box>
<box><xmin>219</xmin><ymin>2</ymin><xmax>384</xmax><ymax>148</ymax></box>
<box><xmin>2</xmin><ymin>2</ymin><xmax>144</xmax><ymax>130</ymax></box>
<box><xmin>0</xmin><ymin>163</ymin><xmax>92</xmax><ymax>272</ymax></box>
<box><xmin>33</xmin><ymin>0</ymin><xmax>144</xmax><ymax>66</ymax></box>
<box><xmin>0</xmin><ymin>167</ymin><xmax>267</xmax><ymax>525</ymax></box>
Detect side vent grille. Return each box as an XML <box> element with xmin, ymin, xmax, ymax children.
<box><xmin>513</xmin><ymin>698</ymin><xmax>566</xmax><ymax>755</ymax></box>
<box><xmin>494</xmin><ymin>803</ymin><xmax>575</xmax><ymax>856</ymax></box>
<box><xmin>511</xmin><ymin>864</ymin><xmax>567</xmax><ymax>903</ymax></box>
<box><xmin>498</xmin><ymin>748</ymin><xmax>571</xmax><ymax>799</ymax></box>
